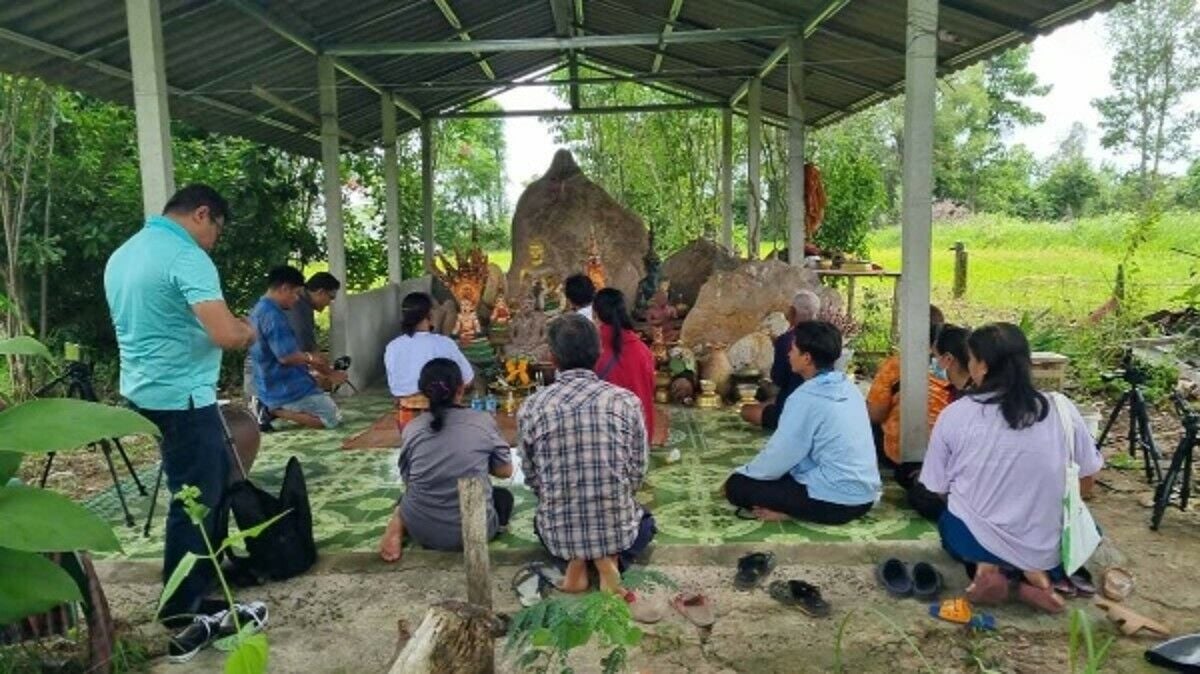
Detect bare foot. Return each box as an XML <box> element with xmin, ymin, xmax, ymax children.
<box><xmin>561</xmin><ymin>559</ymin><xmax>589</xmax><ymax>593</ymax></box>
<box><xmin>752</xmin><ymin>506</ymin><xmax>791</xmax><ymax>522</ymax></box>
<box><xmin>1023</xmin><ymin>570</ymin><xmax>1052</xmax><ymax>590</ymax></box>
<box><xmin>379</xmin><ymin>510</ymin><xmax>405</xmax><ymax>563</ymax></box>
<box><xmin>595</xmin><ymin>557</ymin><xmax>622</xmax><ymax>594</ymax></box>
<box><xmin>966</xmin><ymin>562</ymin><xmax>1001</xmax><ymax>593</ymax></box>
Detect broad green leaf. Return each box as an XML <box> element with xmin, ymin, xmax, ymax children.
<box><xmin>0</xmin><ymin>336</ymin><xmax>52</xmax><ymax>360</ymax></box>
<box><xmin>225</xmin><ymin>633</ymin><xmax>269</xmax><ymax>674</ymax></box>
<box><xmin>530</xmin><ymin>627</ymin><xmax>555</xmax><ymax>649</ymax></box>
<box><xmin>0</xmin><ymin>485</ymin><xmax>121</xmax><ymax>553</ymax></box>
<box><xmin>157</xmin><ymin>552</ymin><xmax>203</xmax><ymax>618</ymax></box>
<box><xmin>0</xmin><ymin>451</ymin><xmax>20</xmax><ymax>483</ymax></box>
<box><xmin>0</xmin><ymin>399</ymin><xmax>159</xmax><ymax>455</ymax></box>
<box><xmin>217</xmin><ymin>509</ymin><xmax>291</xmax><ymax>554</ymax></box>
<box><xmin>0</xmin><ymin>547</ymin><xmax>83</xmax><ymax>623</ymax></box>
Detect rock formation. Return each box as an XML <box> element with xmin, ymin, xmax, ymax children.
<box><xmin>660</xmin><ymin>238</ymin><xmax>740</xmax><ymax>308</ymax></box>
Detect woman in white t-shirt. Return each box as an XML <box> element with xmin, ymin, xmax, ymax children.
<box><xmin>384</xmin><ymin>293</ymin><xmax>475</xmax><ymax>419</ymax></box>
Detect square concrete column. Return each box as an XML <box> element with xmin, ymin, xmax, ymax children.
<box><xmin>125</xmin><ymin>0</ymin><xmax>174</xmax><ymax>215</ymax></box>
<box><xmin>319</xmin><ymin>56</ymin><xmax>349</xmax><ymax>356</ymax></box>
<box><xmin>899</xmin><ymin>0</ymin><xmax>938</xmax><ymax>462</ymax></box>
<box><xmin>381</xmin><ymin>94</ymin><xmax>403</xmax><ymax>284</ymax></box>
<box><xmin>747</xmin><ymin>78</ymin><xmax>762</xmax><ymax>260</ymax></box>
<box><xmin>787</xmin><ymin>34</ymin><xmax>806</xmax><ymax>265</ymax></box>
<box><xmin>721</xmin><ymin>107</ymin><xmax>734</xmax><ymax>252</ymax></box>
<box><xmin>421</xmin><ymin>119</ymin><xmax>435</xmax><ymax>273</ymax></box>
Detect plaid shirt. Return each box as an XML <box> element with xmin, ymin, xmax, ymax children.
<box><xmin>518</xmin><ymin>369</ymin><xmax>648</xmax><ymax>560</ymax></box>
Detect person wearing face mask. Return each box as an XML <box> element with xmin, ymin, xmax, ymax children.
<box><xmin>866</xmin><ymin>306</ymin><xmax>953</xmax><ymax>472</ymax></box>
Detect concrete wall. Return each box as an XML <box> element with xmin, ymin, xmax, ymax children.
<box><xmin>344</xmin><ymin>284</ymin><xmax>402</xmax><ymax>389</ymax></box>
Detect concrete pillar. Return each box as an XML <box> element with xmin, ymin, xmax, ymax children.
<box><xmin>899</xmin><ymin>0</ymin><xmax>938</xmax><ymax>463</ymax></box>
<box><xmin>125</xmin><ymin>0</ymin><xmax>174</xmax><ymax>216</ymax></box>
<box><xmin>721</xmin><ymin>107</ymin><xmax>733</xmax><ymax>252</ymax></box>
<box><xmin>319</xmin><ymin>56</ymin><xmax>348</xmax><ymax>356</ymax></box>
<box><xmin>787</xmin><ymin>34</ymin><xmax>806</xmax><ymax>265</ymax></box>
<box><xmin>421</xmin><ymin>118</ymin><xmax>435</xmax><ymax>273</ymax></box>
<box><xmin>747</xmin><ymin>78</ymin><xmax>762</xmax><ymax>260</ymax></box>
<box><xmin>382</xmin><ymin>94</ymin><xmax>403</xmax><ymax>284</ymax></box>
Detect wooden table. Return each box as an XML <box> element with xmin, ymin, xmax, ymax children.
<box><xmin>816</xmin><ymin>269</ymin><xmax>903</xmax><ymax>344</ymax></box>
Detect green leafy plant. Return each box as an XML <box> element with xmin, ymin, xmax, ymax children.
<box><xmin>1018</xmin><ymin>309</ymin><xmax>1068</xmax><ymax>353</ymax></box>
<box><xmin>0</xmin><ymin>337</ymin><xmax>159</xmax><ymax>625</ymax></box>
<box><xmin>506</xmin><ymin>592</ymin><xmax>643</xmax><ymax>674</ymax></box>
<box><xmin>1068</xmin><ymin>608</ymin><xmax>1115</xmax><ymax>674</ymax></box>
<box><xmin>156</xmin><ymin>485</ymin><xmax>288</xmax><ymax>674</ymax></box>
<box><xmin>833</xmin><ymin>608</ymin><xmax>933</xmax><ymax>674</ymax></box>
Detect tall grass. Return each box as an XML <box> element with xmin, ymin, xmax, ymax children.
<box><xmin>867</xmin><ymin>211</ymin><xmax>1200</xmax><ymax>321</ymax></box>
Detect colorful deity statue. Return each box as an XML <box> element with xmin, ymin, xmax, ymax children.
<box><xmin>584</xmin><ymin>232</ymin><xmax>607</xmax><ymax>291</ymax></box>
<box><xmin>519</xmin><ymin>239</ymin><xmax>560</xmax><ymax>312</ymax></box>
<box><xmin>455</xmin><ymin>297</ymin><xmax>482</xmax><ymax>346</ymax></box>
<box><xmin>634</xmin><ymin>230</ymin><xmax>661</xmax><ymax>320</ymax></box>
<box><xmin>490</xmin><ymin>292</ymin><xmax>511</xmax><ymax>327</ymax></box>
<box><xmin>435</xmin><ymin>245</ymin><xmax>490</xmax><ymax>309</ymax></box>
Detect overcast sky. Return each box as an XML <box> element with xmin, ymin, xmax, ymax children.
<box><xmin>494</xmin><ymin>11</ymin><xmax>1200</xmax><ymax>209</ymax></box>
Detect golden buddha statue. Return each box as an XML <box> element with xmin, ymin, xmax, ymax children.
<box><xmin>518</xmin><ymin>239</ymin><xmax>561</xmax><ymax>312</ymax></box>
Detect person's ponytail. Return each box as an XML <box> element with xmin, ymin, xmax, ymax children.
<box><xmin>418</xmin><ymin>358</ymin><xmax>464</xmax><ymax>432</ymax></box>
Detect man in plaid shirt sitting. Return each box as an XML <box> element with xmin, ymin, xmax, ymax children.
<box><xmin>518</xmin><ymin>313</ymin><xmax>656</xmax><ymax>593</ymax></box>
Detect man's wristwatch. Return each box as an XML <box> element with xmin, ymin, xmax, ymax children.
<box><xmin>305</xmin><ymin>352</ymin><xmax>313</xmax><ymax>364</ymax></box>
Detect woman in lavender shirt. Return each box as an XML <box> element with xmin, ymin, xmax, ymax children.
<box><xmin>919</xmin><ymin>323</ymin><xmax>1103</xmax><ymax>613</ymax></box>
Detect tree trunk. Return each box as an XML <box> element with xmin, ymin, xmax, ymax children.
<box><xmin>389</xmin><ymin>601</ymin><xmax>503</xmax><ymax>674</ymax></box>
<box><xmin>39</xmin><ymin>111</ymin><xmax>55</xmax><ymax>341</ymax></box>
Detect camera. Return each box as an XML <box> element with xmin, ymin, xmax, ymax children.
<box><xmin>1100</xmin><ymin>348</ymin><xmax>1147</xmax><ymax>386</ymax></box>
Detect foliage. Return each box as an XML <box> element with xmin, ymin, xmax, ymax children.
<box><xmin>157</xmin><ymin>485</ymin><xmax>288</xmax><ymax>674</ymax></box>
<box><xmin>0</xmin><ymin>337</ymin><xmax>156</xmax><ymax>626</ymax></box>
<box><xmin>832</xmin><ymin>608</ymin><xmax>933</xmax><ymax>674</ymax></box>
<box><xmin>1039</xmin><ymin>124</ymin><xmax>1102</xmax><ymax>220</ymax></box>
<box><xmin>434</xmin><ymin>100</ymin><xmax>510</xmax><ymax>251</ymax></box>
<box><xmin>808</xmin><ymin>114</ymin><xmax>888</xmax><ymax>257</ymax></box>
<box><xmin>619</xmin><ymin>568</ymin><xmax>678</xmax><ymax>592</ymax></box>
<box><xmin>1177</xmin><ymin>158</ymin><xmax>1200</xmax><ymax>210</ymax></box>
<box><xmin>506</xmin><ymin>593</ymin><xmax>642</xmax><ymax>674</ymax></box>
<box><xmin>1067</xmin><ymin>608</ymin><xmax>1115</xmax><ymax>674</ymax></box>
<box><xmin>1093</xmin><ymin>0</ymin><xmax>1200</xmax><ymax>199</ymax></box>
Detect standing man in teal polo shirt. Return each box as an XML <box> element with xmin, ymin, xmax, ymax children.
<box><xmin>105</xmin><ymin>184</ymin><xmax>256</xmax><ymax>631</ymax></box>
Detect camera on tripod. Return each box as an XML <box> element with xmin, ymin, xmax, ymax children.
<box><xmin>1100</xmin><ymin>348</ymin><xmax>1148</xmax><ymax>386</ymax></box>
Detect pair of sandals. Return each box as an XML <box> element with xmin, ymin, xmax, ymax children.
<box><xmin>735</xmin><ymin>552</ymin><xmax>831</xmax><ymax>618</ymax></box>
<box><xmin>876</xmin><ymin>558</ymin><xmax>943</xmax><ymax>600</ymax></box>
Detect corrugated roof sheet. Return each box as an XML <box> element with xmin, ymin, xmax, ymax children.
<box><xmin>0</xmin><ymin>0</ymin><xmax>1126</xmax><ymax>156</ymax></box>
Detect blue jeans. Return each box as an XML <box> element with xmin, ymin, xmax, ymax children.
<box><xmin>938</xmin><ymin>510</ymin><xmax>1065</xmax><ymax>581</ymax></box>
<box><xmin>137</xmin><ymin>404</ymin><xmax>230</xmax><ymax>621</ymax></box>
<box><xmin>278</xmin><ymin>392</ymin><xmax>341</xmax><ymax>428</ymax></box>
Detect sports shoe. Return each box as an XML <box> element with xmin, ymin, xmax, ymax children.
<box><xmin>252</xmin><ymin>398</ymin><xmax>275</xmax><ymax>433</ymax></box>
<box><xmin>218</xmin><ymin>601</ymin><xmax>270</xmax><ymax>641</ymax></box>
<box><xmin>167</xmin><ymin>609</ymin><xmax>227</xmax><ymax>663</ymax></box>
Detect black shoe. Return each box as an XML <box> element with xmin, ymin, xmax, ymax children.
<box><xmin>167</xmin><ymin>610</ymin><xmax>227</xmax><ymax>663</ymax></box>
<box><xmin>253</xmin><ymin>398</ymin><xmax>275</xmax><ymax>433</ymax></box>
<box><xmin>218</xmin><ymin>601</ymin><xmax>269</xmax><ymax>641</ymax></box>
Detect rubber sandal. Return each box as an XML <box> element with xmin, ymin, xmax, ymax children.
<box><xmin>1069</xmin><ymin>568</ymin><xmax>1096</xmax><ymax>598</ymax></box>
<box><xmin>734</xmin><ymin>552</ymin><xmax>776</xmax><ymax>590</ymax></box>
<box><xmin>671</xmin><ymin>592</ymin><xmax>716</xmax><ymax>628</ymax></box>
<box><xmin>734</xmin><ymin>507</ymin><xmax>758</xmax><ymax>521</ymax></box>
<box><xmin>512</xmin><ymin>565</ymin><xmax>543</xmax><ymax>608</ymax></box>
<box><xmin>1015</xmin><ymin>582</ymin><xmax>1065</xmax><ymax>614</ymax></box>
<box><xmin>1053</xmin><ymin>578</ymin><xmax>1078</xmax><ymax>599</ymax></box>
<box><xmin>928</xmin><ymin>598</ymin><xmax>973</xmax><ymax>624</ymax></box>
<box><xmin>876</xmin><ymin>558</ymin><xmax>913</xmax><ymax>598</ymax></box>
<box><xmin>965</xmin><ymin>571</ymin><xmax>1009</xmax><ymax>606</ymax></box>
<box><xmin>1096</xmin><ymin>598</ymin><xmax>1171</xmax><ymax>639</ymax></box>
<box><xmin>1145</xmin><ymin>633</ymin><xmax>1200</xmax><ymax>671</ymax></box>
<box><xmin>621</xmin><ymin>590</ymin><xmax>664</xmax><ymax>624</ymax></box>
<box><xmin>912</xmin><ymin>562</ymin><xmax>943</xmax><ymax>600</ymax></box>
<box><xmin>1101</xmin><ymin>567</ymin><xmax>1135</xmax><ymax>602</ymax></box>
<box><xmin>768</xmin><ymin>579</ymin><xmax>832</xmax><ymax>618</ymax></box>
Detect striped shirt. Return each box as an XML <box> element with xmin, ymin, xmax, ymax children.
<box><xmin>518</xmin><ymin>369</ymin><xmax>648</xmax><ymax>560</ymax></box>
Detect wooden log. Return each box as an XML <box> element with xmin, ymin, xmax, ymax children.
<box><xmin>951</xmin><ymin>241</ymin><xmax>968</xmax><ymax>299</ymax></box>
<box><xmin>458</xmin><ymin>476</ymin><xmax>493</xmax><ymax>609</ymax></box>
<box><xmin>388</xmin><ymin>600</ymin><xmax>503</xmax><ymax>674</ymax></box>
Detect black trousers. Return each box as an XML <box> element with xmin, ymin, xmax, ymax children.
<box><xmin>894</xmin><ymin>463</ymin><xmax>947</xmax><ymax>523</ymax></box>
<box><xmin>724</xmin><ymin>473</ymin><xmax>873</xmax><ymax>525</ymax></box>
<box><xmin>492</xmin><ymin>486</ymin><xmax>514</xmax><ymax>527</ymax></box>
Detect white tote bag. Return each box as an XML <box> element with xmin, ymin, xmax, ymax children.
<box><xmin>1052</xmin><ymin>393</ymin><xmax>1103</xmax><ymax>574</ymax></box>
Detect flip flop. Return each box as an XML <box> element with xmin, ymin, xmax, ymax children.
<box><xmin>965</xmin><ymin>571</ymin><xmax>1009</xmax><ymax>606</ymax></box>
<box><xmin>1096</xmin><ymin>598</ymin><xmax>1171</xmax><ymax>639</ymax></box>
<box><xmin>1101</xmin><ymin>567</ymin><xmax>1135</xmax><ymax>602</ymax></box>
<box><xmin>1145</xmin><ymin>633</ymin><xmax>1200</xmax><ymax>672</ymax></box>
<box><xmin>876</xmin><ymin>558</ymin><xmax>913</xmax><ymax>598</ymax></box>
<box><xmin>927</xmin><ymin>598</ymin><xmax>997</xmax><ymax>631</ymax></box>
<box><xmin>768</xmin><ymin>580</ymin><xmax>831</xmax><ymax>618</ymax></box>
<box><xmin>912</xmin><ymin>562</ymin><xmax>943</xmax><ymax>600</ymax></box>
<box><xmin>1069</xmin><ymin>568</ymin><xmax>1097</xmax><ymax>598</ymax></box>
<box><xmin>621</xmin><ymin>590</ymin><xmax>664</xmax><ymax>624</ymax></box>
<box><xmin>1016</xmin><ymin>582</ymin><xmax>1065</xmax><ymax>614</ymax></box>
<box><xmin>511</xmin><ymin>562</ymin><xmax>564</xmax><ymax>607</ymax></box>
<box><xmin>671</xmin><ymin>592</ymin><xmax>716</xmax><ymax>628</ymax></box>
<box><xmin>734</xmin><ymin>552</ymin><xmax>776</xmax><ymax>590</ymax></box>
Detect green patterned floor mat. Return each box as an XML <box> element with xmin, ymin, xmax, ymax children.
<box><xmin>84</xmin><ymin>394</ymin><xmax>935</xmax><ymax>560</ymax></box>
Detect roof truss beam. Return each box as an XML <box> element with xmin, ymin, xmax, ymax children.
<box><xmin>651</xmin><ymin>0</ymin><xmax>686</xmax><ymax>74</ymax></box>
<box><xmin>325</xmin><ymin>25</ymin><xmax>802</xmax><ymax>57</ymax></box>
<box><xmin>433</xmin><ymin>101</ymin><xmax>726</xmax><ymax>119</ymax></box>
<box><xmin>938</xmin><ymin>0</ymin><xmax>1038</xmax><ymax>37</ymax></box>
<box><xmin>548</xmin><ymin>0</ymin><xmax>580</xmax><ymax>108</ymax></box>
<box><xmin>432</xmin><ymin>0</ymin><xmax>495</xmax><ymax>80</ymax></box>
<box><xmin>251</xmin><ymin>84</ymin><xmax>358</xmax><ymax>142</ymax></box>
<box><xmin>729</xmin><ymin>0</ymin><xmax>850</xmax><ymax>107</ymax></box>
<box><xmin>224</xmin><ymin>0</ymin><xmax>422</xmax><ymax>120</ymax></box>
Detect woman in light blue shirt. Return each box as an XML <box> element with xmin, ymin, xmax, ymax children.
<box><xmin>724</xmin><ymin>321</ymin><xmax>881</xmax><ymax>524</ymax></box>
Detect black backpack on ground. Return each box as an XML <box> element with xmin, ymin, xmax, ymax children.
<box><xmin>223</xmin><ymin>456</ymin><xmax>317</xmax><ymax>586</ymax></box>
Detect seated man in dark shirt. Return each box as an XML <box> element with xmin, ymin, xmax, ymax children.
<box><xmin>286</xmin><ymin>271</ymin><xmax>341</xmax><ymax>354</ymax></box>
<box><xmin>741</xmin><ymin>289</ymin><xmax>820</xmax><ymax>430</ymax></box>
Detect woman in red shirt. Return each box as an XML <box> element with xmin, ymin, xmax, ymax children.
<box><xmin>593</xmin><ymin>288</ymin><xmax>656</xmax><ymax>443</ymax></box>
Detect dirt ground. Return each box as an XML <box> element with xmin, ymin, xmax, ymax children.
<box><xmin>14</xmin><ymin>401</ymin><xmax>1200</xmax><ymax>673</ymax></box>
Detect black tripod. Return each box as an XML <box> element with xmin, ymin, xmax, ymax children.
<box><xmin>1096</xmin><ymin>350</ymin><xmax>1164</xmax><ymax>484</ymax></box>
<box><xmin>1151</xmin><ymin>392</ymin><xmax>1197</xmax><ymax>531</ymax></box>
<box><xmin>36</xmin><ymin>361</ymin><xmax>146</xmax><ymax>526</ymax></box>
